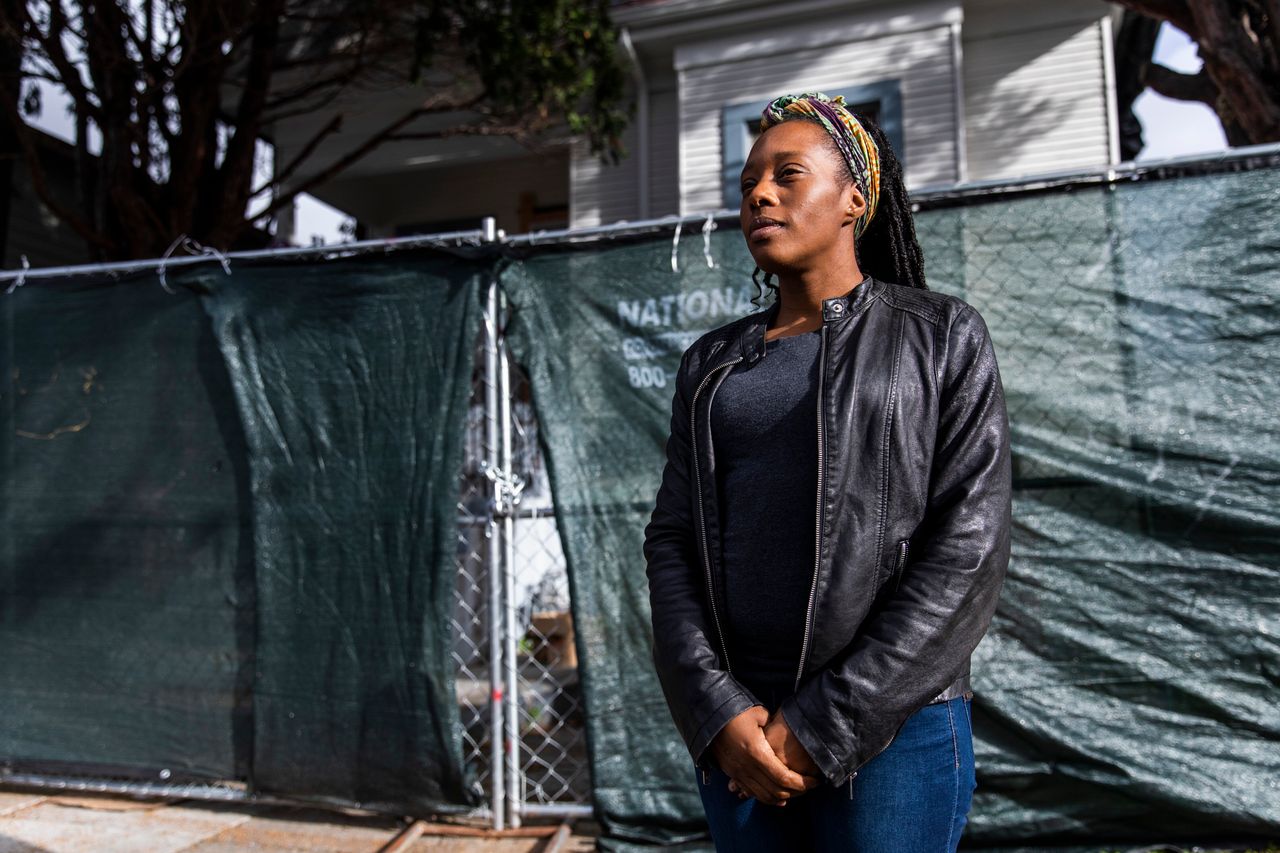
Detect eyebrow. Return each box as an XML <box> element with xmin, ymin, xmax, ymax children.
<box><xmin>741</xmin><ymin>152</ymin><xmax>811</xmax><ymax>178</ymax></box>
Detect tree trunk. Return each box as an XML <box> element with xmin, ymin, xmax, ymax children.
<box><xmin>1113</xmin><ymin>10</ymin><xmax>1162</xmax><ymax>160</ymax></box>
<box><xmin>0</xmin><ymin>0</ymin><xmax>19</xmax><ymax>266</ymax></box>
<box><xmin>1112</xmin><ymin>0</ymin><xmax>1280</xmax><ymax>145</ymax></box>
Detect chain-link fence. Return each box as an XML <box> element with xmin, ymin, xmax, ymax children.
<box><xmin>451</xmin><ymin>283</ymin><xmax>591</xmax><ymax>829</ymax></box>
<box><xmin>4</xmin><ymin>144</ymin><xmax>1277</xmax><ymax>843</ymax></box>
<box><xmin>444</xmin><ymin>143</ymin><xmax>1280</xmax><ymax>835</ymax></box>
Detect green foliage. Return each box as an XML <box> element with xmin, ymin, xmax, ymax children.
<box><xmin>413</xmin><ymin>0</ymin><xmax>633</xmax><ymax>165</ymax></box>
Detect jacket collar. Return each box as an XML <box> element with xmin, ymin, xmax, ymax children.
<box><xmin>734</xmin><ymin>274</ymin><xmax>883</xmax><ymax>364</ymax></box>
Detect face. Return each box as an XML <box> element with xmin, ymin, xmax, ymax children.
<box><xmin>739</xmin><ymin>119</ymin><xmax>866</xmax><ymax>274</ymax></box>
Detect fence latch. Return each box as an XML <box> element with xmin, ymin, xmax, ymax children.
<box><xmin>481</xmin><ymin>462</ymin><xmax>526</xmax><ymax>517</ymax></box>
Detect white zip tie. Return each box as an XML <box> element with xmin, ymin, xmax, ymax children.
<box><xmin>157</xmin><ymin>234</ymin><xmax>233</xmax><ymax>294</ymax></box>
<box><xmin>702</xmin><ymin>213</ymin><xmax>717</xmax><ymax>269</ymax></box>
<box><xmin>157</xmin><ymin>234</ymin><xmax>186</xmax><ymax>294</ymax></box>
<box><xmin>701</xmin><ymin>211</ymin><xmax>721</xmax><ymax>266</ymax></box>
<box><xmin>670</xmin><ymin>219</ymin><xmax>682</xmax><ymax>274</ymax></box>
<box><xmin>198</xmin><ymin>240</ymin><xmax>233</xmax><ymax>277</ymax></box>
<box><xmin>4</xmin><ymin>254</ymin><xmax>30</xmax><ymax>294</ymax></box>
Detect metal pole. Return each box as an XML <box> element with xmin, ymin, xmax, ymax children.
<box><xmin>0</xmin><ymin>228</ymin><xmax>488</xmax><ymax>284</ymax></box>
<box><xmin>1100</xmin><ymin>14</ymin><xmax>1122</xmax><ymax>168</ymax></box>
<box><xmin>498</xmin><ymin>272</ymin><xmax>523</xmax><ymax>828</ymax></box>
<box><xmin>949</xmin><ymin>20</ymin><xmax>968</xmax><ymax>185</ymax></box>
<box><xmin>0</xmin><ymin>773</ymin><xmax>335</xmax><ymax>809</ymax></box>
<box><xmin>481</xmin><ymin>216</ymin><xmax>505</xmax><ymax>831</ymax></box>
<box><xmin>619</xmin><ymin>27</ymin><xmax>650</xmax><ymax>220</ymax></box>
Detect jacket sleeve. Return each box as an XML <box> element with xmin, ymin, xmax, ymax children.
<box><xmin>643</xmin><ymin>347</ymin><xmax>760</xmax><ymax>772</ymax></box>
<box><xmin>778</xmin><ymin>303</ymin><xmax>1013</xmax><ymax>786</ymax></box>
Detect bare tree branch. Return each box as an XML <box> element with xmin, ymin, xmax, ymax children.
<box><xmin>2</xmin><ymin>0</ymin><xmax>632</xmax><ymax>257</ymax></box>
<box><xmin>249</xmin><ymin>89</ymin><xmax>491</xmax><ymax>223</ymax></box>
<box><xmin>1113</xmin><ymin>0</ymin><xmax>1200</xmax><ymax>38</ymax></box>
<box><xmin>249</xmin><ymin>112</ymin><xmax>339</xmax><ymax>198</ymax></box>
<box><xmin>213</xmin><ymin>0</ymin><xmax>285</xmax><ymax>239</ymax></box>
<box><xmin>1143</xmin><ymin>63</ymin><xmax>1219</xmax><ymax>103</ymax></box>
<box><xmin>29</xmin><ymin>3</ymin><xmax>99</xmax><ymax>120</ymax></box>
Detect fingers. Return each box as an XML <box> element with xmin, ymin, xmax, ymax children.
<box><xmin>730</xmin><ymin>768</ymin><xmax>822</xmax><ymax>804</ymax></box>
<box><xmin>763</xmin><ymin>711</ymin><xmax>825</xmax><ymax>783</ymax></box>
<box><xmin>717</xmin><ymin>706</ymin><xmax>816</xmax><ymax>806</ymax></box>
<box><xmin>739</xmin><ymin>761</ymin><xmax>798</xmax><ymax>806</ymax></box>
<box><xmin>737</xmin><ymin>759</ymin><xmax>806</xmax><ymax>806</ymax></box>
<box><xmin>736</xmin><ymin>732</ymin><xmax>813</xmax><ymax>802</ymax></box>
<box><xmin>730</xmin><ymin>771</ymin><xmax>797</xmax><ymax>806</ymax></box>
<box><xmin>753</xmin><ymin>741</ymin><xmax>811</xmax><ymax>792</ymax></box>
<box><xmin>738</xmin><ymin>767</ymin><xmax>782</xmax><ymax>805</ymax></box>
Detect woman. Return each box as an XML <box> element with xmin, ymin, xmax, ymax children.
<box><xmin>642</xmin><ymin>91</ymin><xmax>1012</xmax><ymax>852</ymax></box>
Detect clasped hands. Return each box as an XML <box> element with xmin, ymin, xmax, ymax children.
<box><xmin>708</xmin><ymin>705</ymin><xmax>823</xmax><ymax>807</ymax></box>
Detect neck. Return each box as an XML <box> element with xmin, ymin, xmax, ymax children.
<box><xmin>767</xmin><ymin>258</ymin><xmax>866</xmax><ymax>337</ymax></box>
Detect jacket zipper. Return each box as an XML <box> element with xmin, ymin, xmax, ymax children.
<box><xmin>794</xmin><ymin>325</ymin><xmax>828</xmax><ymax>693</ymax></box>
<box><xmin>690</xmin><ymin>356</ymin><xmax>743</xmax><ymax>678</ymax></box>
<box><xmin>893</xmin><ymin>539</ymin><xmax>909</xmax><ymax>591</ymax></box>
<box><xmin>846</xmin><ymin>727</ymin><xmax>902</xmax><ymax>796</ymax></box>
<box><xmin>779</xmin><ymin>320</ymin><xmax>896</xmax><ymax>793</ymax></box>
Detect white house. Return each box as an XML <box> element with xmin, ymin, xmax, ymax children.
<box><xmin>269</xmin><ymin>0</ymin><xmax>1123</xmax><ymax>241</ymax></box>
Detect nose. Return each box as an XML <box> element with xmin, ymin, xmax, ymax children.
<box><xmin>743</xmin><ymin>178</ymin><xmax>777</xmax><ymax>211</ymax></box>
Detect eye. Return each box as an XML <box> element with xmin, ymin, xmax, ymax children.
<box><xmin>778</xmin><ymin>167</ymin><xmax>800</xmax><ymax>178</ymax></box>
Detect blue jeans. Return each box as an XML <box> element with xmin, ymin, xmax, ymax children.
<box><xmin>694</xmin><ymin>694</ymin><xmax>976</xmax><ymax>852</ymax></box>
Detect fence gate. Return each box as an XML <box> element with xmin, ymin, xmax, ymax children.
<box><xmin>452</xmin><ymin>263</ymin><xmax>593</xmax><ymax>829</ymax></box>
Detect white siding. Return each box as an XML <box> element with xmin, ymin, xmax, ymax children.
<box><xmin>570</xmin><ymin>123</ymin><xmax>638</xmax><ymax>228</ymax></box>
<box><xmin>964</xmin><ymin>18</ymin><xmax>1113</xmax><ymax>180</ymax></box>
<box><xmin>570</xmin><ymin>82</ymin><xmax>681</xmax><ymax>228</ymax></box>
<box><xmin>677</xmin><ymin>22</ymin><xmax>959</xmax><ymax>215</ymax></box>
<box><xmin>648</xmin><ymin>87</ymin><xmax>681</xmax><ymax>218</ymax></box>
<box><xmin>568</xmin><ymin>0</ymin><xmax>1117</xmax><ymax>225</ymax></box>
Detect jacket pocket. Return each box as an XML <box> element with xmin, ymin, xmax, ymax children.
<box><xmin>891</xmin><ymin>538</ymin><xmax>909</xmax><ymax>592</ymax></box>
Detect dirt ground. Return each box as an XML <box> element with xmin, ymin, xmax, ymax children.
<box><xmin>0</xmin><ymin>790</ymin><xmax>598</xmax><ymax>853</ymax></box>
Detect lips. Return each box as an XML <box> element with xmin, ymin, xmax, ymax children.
<box><xmin>749</xmin><ymin>216</ymin><xmax>784</xmax><ymax>239</ymax></box>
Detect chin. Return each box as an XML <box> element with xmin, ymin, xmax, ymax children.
<box><xmin>747</xmin><ymin>247</ymin><xmax>789</xmax><ymax>274</ymax></box>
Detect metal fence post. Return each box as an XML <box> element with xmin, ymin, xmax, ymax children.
<box><xmin>498</xmin><ymin>283</ymin><xmax>523</xmax><ymax>829</ymax></box>
<box><xmin>480</xmin><ymin>215</ymin><xmax>506</xmax><ymax>830</ymax></box>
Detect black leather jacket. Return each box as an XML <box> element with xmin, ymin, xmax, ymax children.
<box><xmin>642</xmin><ymin>274</ymin><xmax>1012</xmax><ymax>788</ymax></box>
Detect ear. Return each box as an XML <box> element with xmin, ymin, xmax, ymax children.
<box><xmin>843</xmin><ymin>184</ymin><xmax>868</xmax><ymax>226</ymax></box>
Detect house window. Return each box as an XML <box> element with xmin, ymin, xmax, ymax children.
<box><xmin>721</xmin><ymin>81</ymin><xmax>904</xmax><ymax>209</ymax></box>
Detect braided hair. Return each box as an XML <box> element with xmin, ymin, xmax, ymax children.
<box><xmin>750</xmin><ymin>105</ymin><xmax>928</xmax><ymax>307</ymax></box>
<box><xmin>843</xmin><ymin>116</ymin><xmax>927</xmax><ymax>291</ymax></box>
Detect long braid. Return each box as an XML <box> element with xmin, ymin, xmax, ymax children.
<box><xmin>851</xmin><ymin>117</ymin><xmax>927</xmax><ymax>290</ymax></box>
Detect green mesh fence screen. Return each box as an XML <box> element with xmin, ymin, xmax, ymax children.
<box><xmin>501</xmin><ymin>235</ymin><xmax>764</xmax><ymax>848</ymax></box>
<box><xmin>1</xmin><ymin>271</ymin><xmax>249</xmax><ymax>781</ymax></box>
<box><xmin>1</xmin><ymin>250</ymin><xmax>485</xmax><ymax>815</ymax></box>
<box><xmin>502</xmin><ymin>167</ymin><xmax>1280</xmax><ymax>850</ymax></box>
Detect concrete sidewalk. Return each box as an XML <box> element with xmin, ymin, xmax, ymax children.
<box><xmin>0</xmin><ymin>790</ymin><xmax>598</xmax><ymax>852</ymax></box>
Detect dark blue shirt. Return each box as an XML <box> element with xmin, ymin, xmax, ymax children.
<box><xmin>711</xmin><ymin>328</ymin><xmax>822</xmax><ymax>704</ymax></box>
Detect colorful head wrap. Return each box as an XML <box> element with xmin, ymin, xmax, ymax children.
<box><xmin>759</xmin><ymin>91</ymin><xmax>881</xmax><ymax>241</ymax></box>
